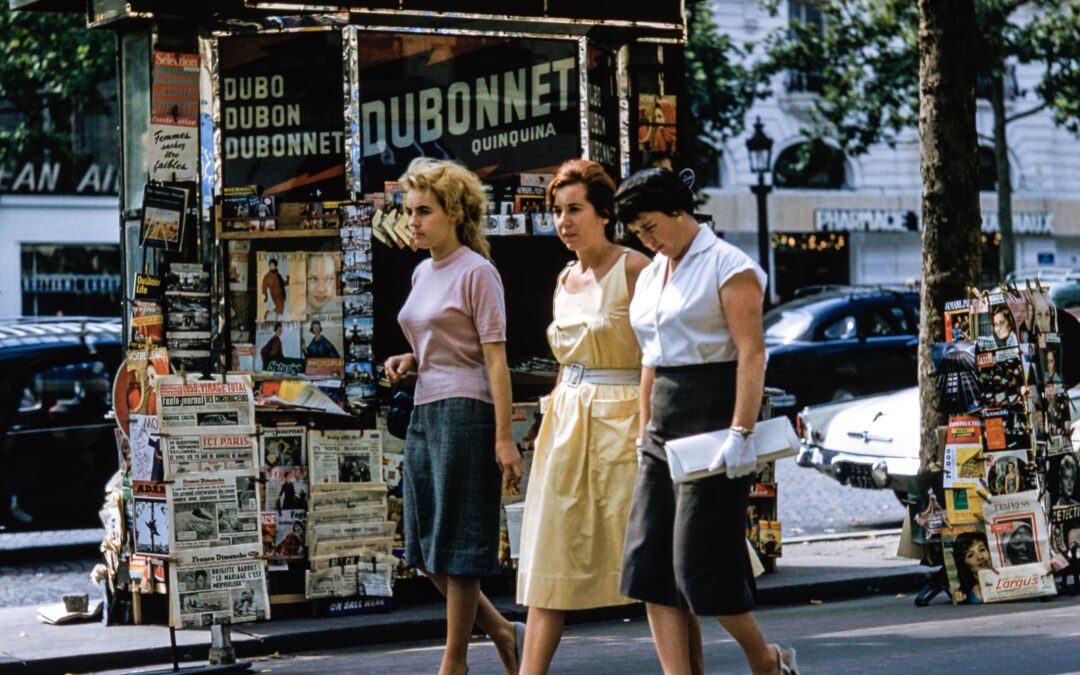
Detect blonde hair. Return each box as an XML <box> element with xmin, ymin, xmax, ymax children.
<box><xmin>399</xmin><ymin>157</ymin><xmax>491</xmax><ymax>259</ymax></box>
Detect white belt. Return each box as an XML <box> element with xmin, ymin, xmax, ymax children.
<box><xmin>560</xmin><ymin>364</ymin><xmax>640</xmax><ymax>387</ymax></box>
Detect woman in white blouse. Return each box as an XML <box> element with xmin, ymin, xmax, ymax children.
<box><xmin>614</xmin><ymin>168</ymin><xmax>797</xmax><ymax>675</ymax></box>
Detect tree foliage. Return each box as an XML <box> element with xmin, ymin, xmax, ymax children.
<box><xmin>683</xmin><ymin>3</ymin><xmax>762</xmax><ymax>188</ymax></box>
<box><xmin>0</xmin><ymin>5</ymin><xmax>115</xmax><ymax>165</ymax></box>
<box><xmin>756</xmin><ymin>0</ymin><xmax>1079</xmax><ymax>153</ymax></box>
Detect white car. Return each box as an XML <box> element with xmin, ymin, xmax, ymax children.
<box><xmin>795</xmin><ymin>385</ymin><xmax>1080</xmax><ymax>500</ymax></box>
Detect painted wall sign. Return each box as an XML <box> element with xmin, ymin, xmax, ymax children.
<box><xmin>357</xmin><ymin>33</ymin><xmax>579</xmax><ymax>187</ymax></box>
<box><xmin>219</xmin><ymin>31</ymin><xmax>347</xmax><ymax>202</ymax></box>
<box><xmin>0</xmin><ymin>159</ymin><xmax>119</xmax><ymax>195</ymax></box>
<box><xmin>814</xmin><ymin>208</ymin><xmax>1054</xmax><ymax>235</ymax></box>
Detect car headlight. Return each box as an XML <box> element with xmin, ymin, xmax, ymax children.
<box><xmin>872</xmin><ymin>460</ymin><xmax>889</xmax><ymax>487</ymax></box>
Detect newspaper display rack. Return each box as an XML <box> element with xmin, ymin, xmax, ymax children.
<box><xmin>927</xmin><ymin>282</ymin><xmax>1080</xmax><ymax>605</ymax></box>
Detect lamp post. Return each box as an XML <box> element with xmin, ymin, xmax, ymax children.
<box><xmin>746</xmin><ymin>117</ymin><xmax>774</xmax><ymax>307</ymax></box>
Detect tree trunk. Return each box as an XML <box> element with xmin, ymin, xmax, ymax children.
<box><xmin>992</xmin><ymin>72</ymin><xmax>1015</xmax><ymax>280</ymax></box>
<box><xmin>917</xmin><ymin>0</ymin><xmax>982</xmax><ymax>472</ymax></box>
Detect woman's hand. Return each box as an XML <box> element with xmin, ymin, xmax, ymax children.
<box><xmin>384</xmin><ymin>353</ymin><xmax>417</xmax><ymax>384</ymax></box>
<box><xmin>495</xmin><ymin>437</ymin><xmax>523</xmax><ymax>486</ymax></box>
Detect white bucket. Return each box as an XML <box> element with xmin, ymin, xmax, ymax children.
<box><xmin>504</xmin><ymin>501</ymin><xmax>525</xmax><ymax>559</ymax></box>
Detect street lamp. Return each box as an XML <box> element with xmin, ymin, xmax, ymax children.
<box><xmin>746</xmin><ymin>117</ymin><xmax>774</xmax><ymax>306</ymax></box>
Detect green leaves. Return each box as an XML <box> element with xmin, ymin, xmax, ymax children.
<box><xmin>0</xmin><ymin>6</ymin><xmax>115</xmax><ymax>165</ymax></box>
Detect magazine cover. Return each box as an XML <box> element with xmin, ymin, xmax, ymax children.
<box><xmin>256</xmin><ymin>251</ymin><xmax>307</xmax><ymax>321</ymax></box>
<box><xmin>1044</xmin><ymin>384</ymin><xmax>1073</xmax><ymax>455</ymax></box>
<box><xmin>982</xmin><ymin>490</ymin><xmax>1051</xmax><ymax>569</ymax></box>
<box><xmin>1004</xmin><ymin>287</ymin><xmax>1033</xmax><ymax>343</ymax></box>
<box><xmin>272</xmin><ymin>508</ymin><xmax>307</xmax><ymax>559</ymax></box>
<box><xmin>943</xmin><ymin>415</ymin><xmax>982</xmax><ymax>488</ymax></box>
<box><xmin>980</xmin><ymin>406</ymin><xmax>1031</xmax><ymax>452</ymax></box>
<box><xmin>301</xmin><ymin>316</ymin><xmax>343</xmax><ymax>361</ymax></box>
<box><xmin>266</xmin><ymin>466</ymin><xmax>309</xmax><ymax>514</ymax></box>
<box><xmin>1029</xmin><ymin>285</ymin><xmax>1057</xmax><ymax>336</ymax></box>
<box><xmin>941</xmin><ymin>523</ymin><xmax>991</xmax><ymax>604</ymax></box>
<box><xmin>255</xmin><ymin>320</ymin><xmax>304</xmax><ymax>373</ymax></box>
<box><xmin>305</xmin><ymin>251</ymin><xmax>343</xmax><ymax>318</ymax></box>
<box><xmin>1048</xmin><ymin>452</ymin><xmax>1080</xmax><ymax>507</ymax></box>
<box><xmin>976</xmin><ymin>347</ymin><xmax>1027</xmax><ymax>407</ymax></box>
<box><xmin>932</xmin><ymin>342</ymin><xmax>979</xmax><ymax>413</ymax></box>
<box><xmin>984</xmin><ymin>449</ymin><xmax>1036</xmax><ymax>496</ymax></box>
<box><xmin>260</xmin><ymin>426</ymin><xmax>306</xmax><ymax>468</ymax></box>
<box><xmin>1051</xmin><ymin>503</ymin><xmax>1080</xmax><ymax>556</ymax></box>
<box><xmin>133</xmin><ymin>480</ymin><xmax>169</xmax><ymax>557</ymax></box>
<box><xmin>944</xmin><ymin>487</ymin><xmax>982</xmax><ymax>525</ymax></box>
<box><xmin>141</xmin><ymin>183</ymin><xmax>189</xmax><ymax>250</ymax></box>
<box><xmin>943</xmin><ymin>298</ymin><xmax>971</xmax><ymax>343</ymax></box>
<box><xmin>972</xmin><ymin>292</ymin><xmax>1020</xmax><ymax>352</ymax></box>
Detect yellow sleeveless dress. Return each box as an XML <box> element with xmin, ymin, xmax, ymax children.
<box><xmin>517</xmin><ymin>251</ymin><xmax>640</xmax><ymax>609</ymax></box>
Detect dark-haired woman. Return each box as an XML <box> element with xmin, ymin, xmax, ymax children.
<box><xmin>615</xmin><ymin>168</ymin><xmax>797</xmax><ymax>674</ymax></box>
<box><xmin>516</xmin><ymin>159</ymin><xmax>650</xmax><ymax>674</ymax></box>
<box><xmin>951</xmin><ymin>531</ymin><xmax>993</xmax><ymax>604</ymax></box>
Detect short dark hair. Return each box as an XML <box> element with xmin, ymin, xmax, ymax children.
<box><xmin>547</xmin><ymin>159</ymin><xmax>617</xmax><ymax>238</ymax></box>
<box><xmin>310</xmin><ymin>320</ymin><xmax>322</xmax><ymax>331</ymax></box>
<box><xmin>273</xmin><ymin>321</ymin><xmax>282</xmax><ymax>331</ymax></box>
<box><xmin>614</xmin><ymin>167</ymin><xmax>694</xmax><ymax>226</ymax></box>
<box><xmin>269</xmin><ymin>258</ymin><xmax>278</xmax><ymax>266</ymax></box>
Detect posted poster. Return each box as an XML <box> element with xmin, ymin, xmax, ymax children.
<box><xmin>169</xmin><ymin>559</ymin><xmax>269</xmax><ymax>629</ymax></box>
<box><xmin>149</xmin><ymin>51</ymin><xmax>199</xmax><ymax>182</ymax></box>
<box><xmin>357</xmin><ymin>33</ymin><xmax>579</xmax><ymax>187</ymax></box>
<box><xmin>219</xmin><ymin>31</ymin><xmax>346</xmax><ymax>202</ymax></box>
<box><xmin>638</xmin><ymin>93</ymin><xmax>677</xmax><ymax>168</ymax></box>
<box><xmin>256</xmin><ymin>251</ymin><xmax>307</xmax><ymax>322</ymax></box>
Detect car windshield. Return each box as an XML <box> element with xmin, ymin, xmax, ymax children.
<box><xmin>764</xmin><ymin>309</ymin><xmax>813</xmax><ymax>343</ymax></box>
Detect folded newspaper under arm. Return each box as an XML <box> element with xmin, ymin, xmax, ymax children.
<box><xmin>662</xmin><ymin>417</ymin><xmax>800</xmax><ymax>483</ymax></box>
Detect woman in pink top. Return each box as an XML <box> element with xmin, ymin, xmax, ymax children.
<box><xmin>385</xmin><ymin>157</ymin><xmax>524</xmax><ymax>675</ymax></box>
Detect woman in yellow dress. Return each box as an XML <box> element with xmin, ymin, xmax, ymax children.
<box><xmin>516</xmin><ymin>159</ymin><xmax>650</xmax><ymax>674</ymax></box>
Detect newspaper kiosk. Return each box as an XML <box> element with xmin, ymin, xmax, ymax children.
<box><xmin>3</xmin><ymin>0</ymin><xmax>719</xmax><ymax>627</ymax></box>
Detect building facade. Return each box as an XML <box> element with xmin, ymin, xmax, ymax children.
<box><xmin>706</xmin><ymin>0</ymin><xmax>1080</xmax><ymax>303</ymax></box>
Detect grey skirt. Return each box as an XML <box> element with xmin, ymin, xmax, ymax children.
<box><xmin>619</xmin><ymin>361</ymin><xmax>757</xmax><ymax>616</ymax></box>
<box><xmin>403</xmin><ymin>397</ymin><xmax>503</xmax><ymax>577</ymax></box>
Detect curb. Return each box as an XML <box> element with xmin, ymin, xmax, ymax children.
<box><xmin>0</xmin><ymin>564</ymin><xmax>934</xmax><ymax>675</ymax></box>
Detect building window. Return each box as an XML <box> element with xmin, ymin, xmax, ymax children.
<box><xmin>773</xmin><ymin>141</ymin><xmax>847</xmax><ymax>189</ymax></box>
<box><xmin>21</xmin><ymin>244</ymin><xmax>121</xmax><ymax>317</ymax></box>
<box><xmin>785</xmin><ymin>1</ymin><xmax>824</xmax><ymax>94</ymax></box>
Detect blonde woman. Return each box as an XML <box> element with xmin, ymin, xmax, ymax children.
<box><xmin>385</xmin><ymin>158</ymin><xmax>525</xmax><ymax>675</ymax></box>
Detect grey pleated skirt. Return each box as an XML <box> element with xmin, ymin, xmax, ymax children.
<box><xmin>619</xmin><ymin>361</ymin><xmax>758</xmax><ymax>616</ymax></box>
<box><xmin>403</xmin><ymin>397</ymin><xmax>503</xmax><ymax>577</ymax></box>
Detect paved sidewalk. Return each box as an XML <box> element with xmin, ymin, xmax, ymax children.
<box><xmin>0</xmin><ymin>533</ymin><xmax>932</xmax><ymax>675</ymax></box>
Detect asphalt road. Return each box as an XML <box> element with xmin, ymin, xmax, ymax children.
<box><xmin>0</xmin><ymin>459</ymin><xmax>904</xmax><ymax>609</ymax></box>
<box><xmin>97</xmin><ymin>592</ymin><xmax>1080</xmax><ymax>675</ymax></box>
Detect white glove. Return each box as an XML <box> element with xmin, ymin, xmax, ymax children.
<box><xmin>708</xmin><ymin>431</ymin><xmax>757</xmax><ymax>478</ymax></box>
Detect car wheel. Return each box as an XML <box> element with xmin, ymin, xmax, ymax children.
<box><xmin>830</xmin><ymin>386</ymin><xmax>858</xmax><ymax>402</ymax></box>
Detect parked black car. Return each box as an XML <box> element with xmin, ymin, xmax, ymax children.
<box><xmin>0</xmin><ymin>318</ymin><xmax>122</xmax><ymax>530</ymax></box>
<box><xmin>764</xmin><ymin>287</ymin><xmax>920</xmax><ymax>413</ymax></box>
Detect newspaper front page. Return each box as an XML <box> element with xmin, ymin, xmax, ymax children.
<box><xmin>162</xmin><ymin>434</ymin><xmax>257</xmax><ymax>479</ymax></box>
<box><xmin>157</xmin><ymin>374</ymin><xmax>256</xmax><ymax>436</ymax></box>
<box><xmin>309</xmin><ymin>429</ymin><xmax>383</xmax><ymax>486</ymax></box>
<box><xmin>306</xmin><ymin>553</ymin><xmax>396</xmax><ymax>599</ymax></box>
<box><xmin>167</xmin><ymin>471</ymin><xmax>261</xmax><ymax>561</ymax></box>
<box><xmin>169</xmin><ymin>559</ymin><xmax>270</xmax><ymax>628</ymax></box>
